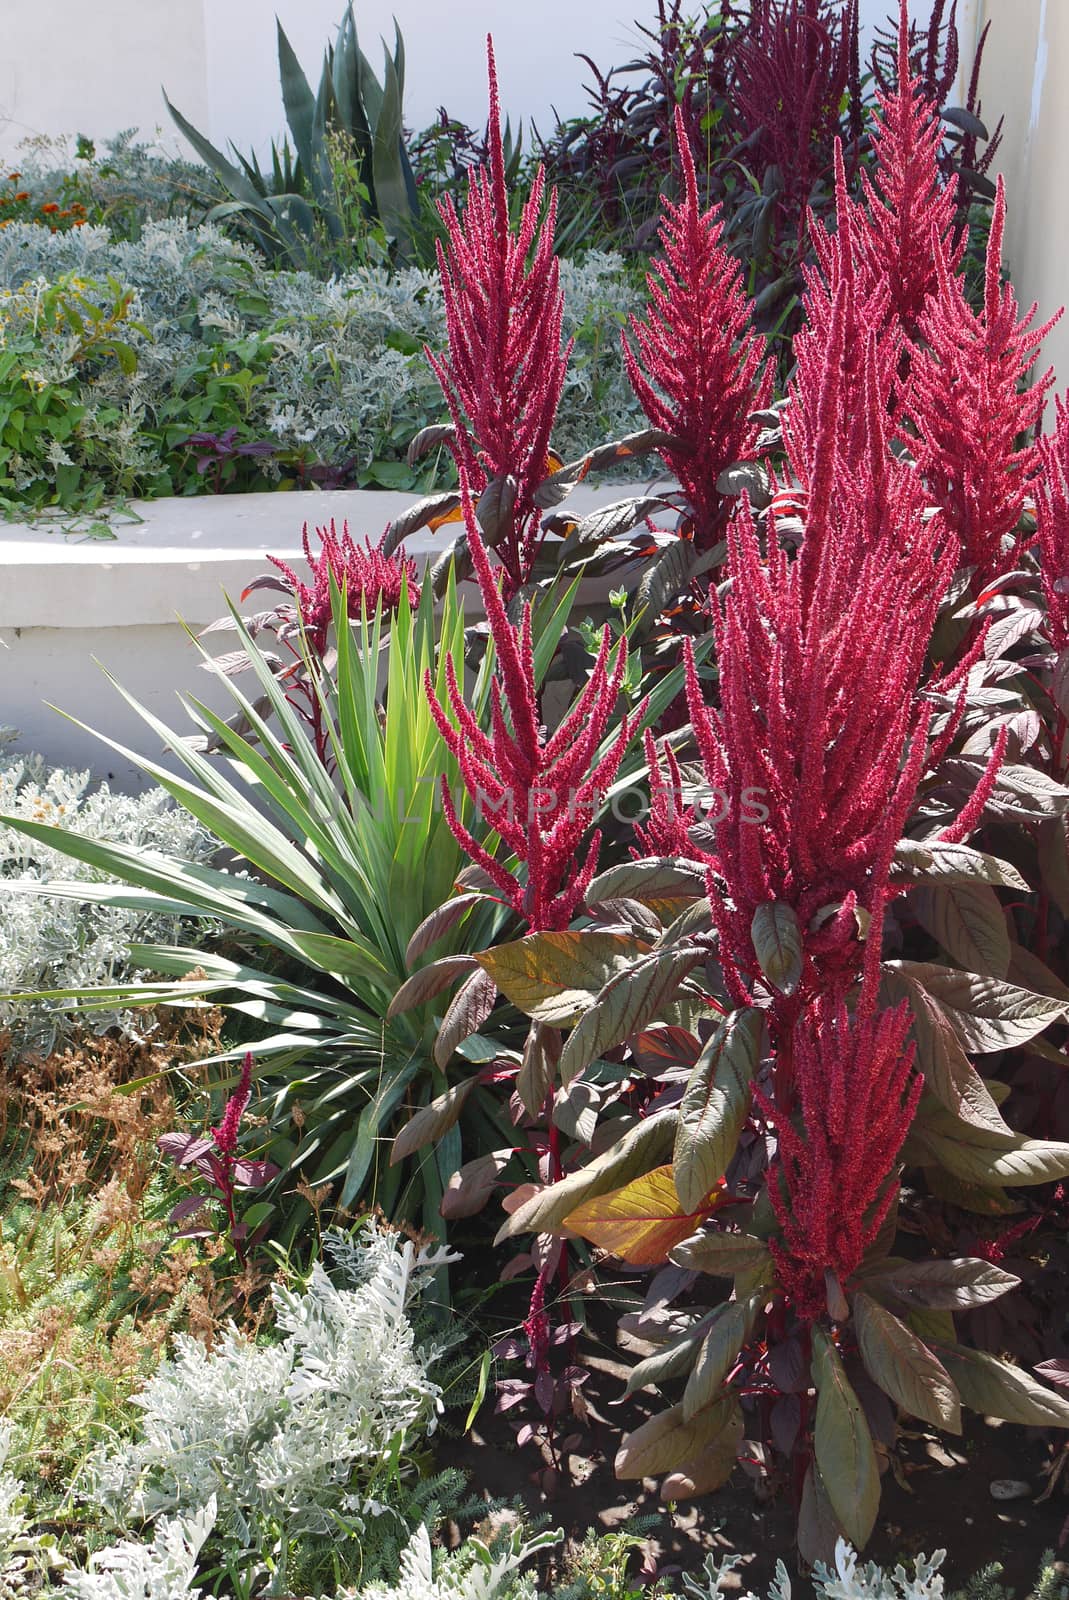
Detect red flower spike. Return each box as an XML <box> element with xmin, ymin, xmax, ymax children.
<box><xmin>630</xmin><ymin>729</ymin><xmax>707</xmax><ymax>862</ymax></box>
<box><xmin>267</xmin><ymin>520</ymin><xmax>420</xmax><ymax>653</ymax></box>
<box><xmin>731</xmin><ymin>0</ymin><xmax>861</xmax><ymax>252</ymax></box>
<box><xmin>1035</xmin><ymin>395</ymin><xmax>1069</xmax><ymax>653</ymax></box>
<box><xmin>756</xmin><ymin>986</ymin><xmax>920</xmax><ymax>1322</ymax></box>
<box><xmin>622</xmin><ymin>104</ymin><xmax>770</xmax><ymax>552</ymax></box>
<box><xmin>909</xmin><ymin>176</ymin><xmax>1061</xmax><ymax>585</ymax></box>
<box><xmin>427</xmin><ymin>37</ymin><xmax>570</xmax><ymax>598</ymax></box>
<box><xmin>213</xmin><ymin>1051</ymin><xmax>253</xmax><ymax>1156</ymax></box>
<box><xmin>426</xmin><ymin>475</ymin><xmax>639</xmax><ymax>933</ymax></box>
<box><xmin>853</xmin><ymin>0</ymin><xmax>962</xmax><ymax>340</ymax></box>
<box><xmin>685</xmin><ymin>320</ymin><xmax>953</xmax><ymax>1003</ymax></box>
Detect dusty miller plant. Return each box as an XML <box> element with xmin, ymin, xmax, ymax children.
<box><xmin>0</xmin><ymin>730</ymin><xmax>216</xmax><ymax>1054</ymax></box>
<box><xmin>85</xmin><ymin>1223</ymin><xmax>457</xmax><ymax>1592</ymax></box>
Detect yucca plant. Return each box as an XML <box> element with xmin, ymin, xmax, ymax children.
<box><xmin>0</xmin><ymin>573</ymin><xmax>535</xmax><ymax>1235</ymax></box>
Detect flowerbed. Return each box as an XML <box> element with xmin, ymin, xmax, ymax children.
<box><xmin>4</xmin><ymin>0</ymin><xmax>1069</xmax><ymax>1596</ymax></box>
<box><xmin>0</xmin><ymin>222</ymin><xmax>643</xmax><ymax>512</ymax></box>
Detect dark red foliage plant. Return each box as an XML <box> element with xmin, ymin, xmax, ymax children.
<box><xmin>386</xmin><ymin>2</ymin><xmax>1069</xmax><ymax>1564</ymax></box>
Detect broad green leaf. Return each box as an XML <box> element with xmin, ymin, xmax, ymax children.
<box><xmin>585</xmin><ymin>858</ymin><xmax>707</xmax><ymax>904</ymax></box>
<box><xmin>751</xmin><ymin>902</ymin><xmax>803</xmax><ymax>996</ymax></box>
<box><xmin>878</xmin><ymin>1257</ymin><xmax>1020</xmax><ymax>1311</ymax></box>
<box><xmin>798</xmin><ymin>1464</ymin><xmax>843</xmax><ymax>1569</ymax></box>
<box><xmin>891</xmin><ymin>840</ymin><xmax>1029</xmax><ymax>891</ymax></box>
<box><xmin>517</xmin><ymin>1023</ymin><xmax>560</xmax><ymax>1119</ymax></box>
<box><xmin>933</xmin><ymin>1343</ymin><xmax>1069</xmax><ymax>1427</ymax></box>
<box><xmin>904</xmin><ymin>985</ymin><xmax>1016</xmax><ymax>1140</ymax></box>
<box><xmin>564</xmin><ymin>1165</ymin><xmax>721</xmax><ymax>1267</ymax></box>
<box><xmin>911</xmin><ymin>882</ymin><xmax>1011</xmax><ymax>979</ymax></box>
<box><xmin>625</xmin><ymin>1323</ymin><xmax>709</xmax><ymax>1394</ymax></box>
<box><xmin>913</xmin><ymin>1125</ymin><xmax>1069</xmax><ymax>1187</ymax></box>
<box><xmin>495</xmin><ymin>1114</ymin><xmax>675</xmax><ymax>1241</ymax></box>
<box><xmin>615</xmin><ymin>1396</ymin><xmax>738</xmax><ymax>1479</ymax></box>
<box><xmin>682</xmin><ymin>1294</ymin><xmax>761</xmax><ymax>1420</ymax></box>
<box><xmin>560</xmin><ymin>947</ymin><xmax>703</xmax><ymax>1085</ymax></box>
<box><xmin>811</xmin><ymin>1326</ymin><xmax>880</xmax><ymax>1550</ymax></box>
<box><xmin>883</xmin><ymin>961</ymin><xmax>1066</xmax><ymax>1053</ymax></box>
<box><xmin>673</xmin><ymin>1008</ymin><xmax>764</xmax><ymax>1212</ymax></box>
<box><xmin>670</xmin><ymin>1229</ymin><xmax>772</xmax><ymax>1278</ymax></box>
<box><xmin>659</xmin><ymin>1399</ymin><xmax>744</xmax><ymax>1500</ymax></box>
<box><xmin>853</xmin><ymin>1292</ymin><xmax>961</xmax><ymax>1432</ymax></box>
<box><xmin>476</xmin><ymin>932</ymin><xmax>653</xmax><ymax>1024</ymax></box>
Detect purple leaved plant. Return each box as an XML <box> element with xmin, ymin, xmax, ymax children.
<box><xmin>158</xmin><ymin>1052</ymin><xmax>279</xmax><ymax>1263</ymax></box>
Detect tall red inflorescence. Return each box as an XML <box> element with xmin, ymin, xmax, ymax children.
<box><xmin>684</xmin><ymin>297</ymin><xmax>953</xmax><ymax>1008</ymax></box>
<box><xmin>731</xmin><ymin>0</ymin><xmax>861</xmax><ymax>247</ymax></box>
<box><xmin>909</xmin><ymin>175</ymin><xmax>1060</xmax><ymax>586</ymax></box>
<box><xmin>1035</xmin><ymin>396</ymin><xmax>1069</xmax><ymax>654</ymax></box>
<box><xmin>427</xmin><ymin>38</ymin><xmax>569</xmax><ymax>599</ymax></box>
<box><xmin>623</xmin><ymin>104</ymin><xmax>770</xmax><ymax>552</ymax></box>
<box><xmin>266</xmin><ymin>520</ymin><xmax>420</xmax><ymax>654</ymax></box>
<box><xmin>755</xmin><ymin>972</ymin><xmax>921</xmax><ymax>1321</ymax></box>
<box><xmin>853</xmin><ymin>0</ymin><xmax>962</xmax><ymax>342</ymax></box>
<box><xmin>426</xmin><ymin>475</ymin><xmax>638</xmax><ymax>934</ymax></box>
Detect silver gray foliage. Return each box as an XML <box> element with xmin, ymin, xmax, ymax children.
<box><xmin>0</xmin><ymin>730</ymin><xmax>217</xmax><ymax>1055</ymax></box>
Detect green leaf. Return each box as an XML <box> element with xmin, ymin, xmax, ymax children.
<box><xmin>751</xmin><ymin>903</ymin><xmax>803</xmax><ymax>996</ymax></box>
<box><xmin>476</xmin><ymin>932</ymin><xmax>653</xmax><ymax>1025</ymax></box>
<box><xmin>811</xmin><ymin>1326</ymin><xmax>880</xmax><ymax>1550</ymax></box>
<box><xmin>495</xmin><ymin>1114</ymin><xmax>676</xmax><ymax>1241</ymax></box>
<box><xmin>853</xmin><ymin>1292</ymin><xmax>961</xmax><ymax>1432</ymax></box>
<box><xmin>659</xmin><ymin>1399</ymin><xmax>744</xmax><ymax>1500</ymax></box>
<box><xmin>670</xmin><ymin>1230</ymin><xmax>772</xmax><ymax>1278</ymax></box>
<box><xmin>891</xmin><ymin>840</ymin><xmax>1029</xmax><ymax>891</ymax></box>
<box><xmin>883</xmin><ymin>961</ymin><xmax>1066</xmax><ymax>1053</ymax></box>
<box><xmin>933</xmin><ymin>1343</ymin><xmax>1069</xmax><ymax>1427</ymax></box>
<box><xmin>878</xmin><ymin>1257</ymin><xmax>1020</xmax><ymax>1311</ymax></box>
<box><xmin>560</xmin><ymin>947</ymin><xmax>703</xmax><ymax>1085</ymax></box>
<box><xmin>903</xmin><ymin>983</ymin><xmax>1016</xmax><ymax>1140</ymax></box>
<box><xmin>682</xmin><ymin>1294</ymin><xmax>761</xmax><ymax>1420</ymax></box>
<box><xmin>615</xmin><ymin>1396</ymin><xmax>739</xmax><ymax>1479</ymax></box>
<box><xmin>911</xmin><ymin>882</ymin><xmax>1011</xmax><ymax>979</ymax></box>
<box><xmin>517</xmin><ymin>1023</ymin><xmax>560</xmax><ymax>1119</ymax></box>
<box><xmin>917</xmin><ymin>1130</ymin><xmax>1069</xmax><ymax>1188</ymax></box>
<box><xmin>585</xmin><ymin>857</ymin><xmax>706</xmax><ymax>904</ymax></box>
<box><xmin>673</xmin><ymin>1009</ymin><xmax>764</xmax><ymax>1212</ymax></box>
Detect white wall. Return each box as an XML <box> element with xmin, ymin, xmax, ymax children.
<box><xmin>1</xmin><ymin>1</ymin><xmax>965</xmax><ymax>166</ymax></box>
<box><xmin>972</xmin><ymin>0</ymin><xmax>1069</xmax><ymax>408</ymax></box>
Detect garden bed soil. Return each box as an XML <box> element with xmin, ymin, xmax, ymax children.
<box><xmin>447</xmin><ymin>1366</ymin><xmax>1066</xmax><ymax>1593</ymax></box>
<box><xmin>439</xmin><ymin>1231</ymin><xmax>1069</xmax><ymax>1594</ymax></box>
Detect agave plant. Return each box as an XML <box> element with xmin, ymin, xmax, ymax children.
<box><xmin>166</xmin><ymin>6</ymin><xmax>419</xmax><ymax>269</ymax></box>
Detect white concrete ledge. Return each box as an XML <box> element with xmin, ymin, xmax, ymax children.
<box><xmin>0</xmin><ymin>485</ymin><xmax>641</xmax><ymax>785</ymax></box>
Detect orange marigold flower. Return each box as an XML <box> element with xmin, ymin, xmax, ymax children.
<box><xmin>14</xmin><ymin>192</ymin><xmax>29</xmax><ymax>202</ymax></box>
<box><xmin>7</xmin><ymin>172</ymin><xmax>20</xmax><ymax>181</ymax></box>
<box><xmin>41</xmin><ymin>202</ymin><xmax>59</xmax><ymax>214</ymax></box>
<box><xmin>73</xmin><ymin>218</ymin><xmax>87</xmax><ymax>228</ymax></box>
